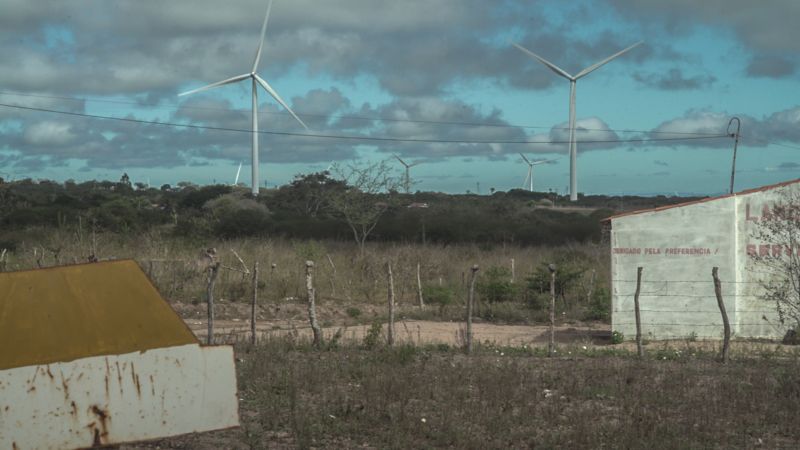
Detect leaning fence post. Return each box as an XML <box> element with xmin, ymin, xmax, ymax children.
<box><xmin>712</xmin><ymin>267</ymin><xmax>731</xmax><ymax>363</ymax></box>
<box><xmin>250</xmin><ymin>261</ymin><xmax>259</xmax><ymax>345</ymax></box>
<box><xmin>305</xmin><ymin>261</ymin><xmax>322</xmax><ymax>347</ymax></box>
<box><xmin>386</xmin><ymin>261</ymin><xmax>396</xmax><ymax>347</ymax></box>
<box><xmin>548</xmin><ymin>264</ymin><xmax>557</xmax><ymax>357</ymax></box>
<box><xmin>634</xmin><ymin>267</ymin><xmax>644</xmax><ymax>358</ymax></box>
<box><xmin>416</xmin><ymin>262</ymin><xmax>424</xmax><ymax>308</ymax></box>
<box><xmin>510</xmin><ymin>258</ymin><xmax>515</xmax><ymax>284</ymax></box>
<box><xmin>466</xmin><ymin>265</ymin><xmax>479</xmax><ymax>354</ymax></box>
<box><xmin>206</xmin><ymin>262</ymin><xmax>221</xmax><ymax>346</ymax></box>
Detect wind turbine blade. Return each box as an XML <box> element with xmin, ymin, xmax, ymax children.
<box><xmin>234</xmin><ymin>161</ymin><xmax>242</xmax><ymax>185</ymax></box>
<box><xmin>408</xmin><ymin>162</ymin><xmax>421</xmax><ymax>168</ymax></box>
<box><xmin>253</xmin><ymin>74</ymin><xmax>309</xmax><ymax>130</ymax></box>
<box><xmin>394</xmin><ymin>155</ymin><xmax>408</xmax><ymax>167</ymax></box>
<box><xmin>178</xmin><ymin>73</ymin><xmax>251</xmax><ymax>96</ymax></box>
<box><xmin>532</xmin><ymin>158</ymin><xmax>557</xmax><ymax>166</ymax></box>
<box><xmin>252</xmin><ymin>0</ymin><xmax>273</xmax><ymax>73</ymax></box>
<box><xmin>519</xmin><ymin>152</ymin><xmax>532</xmax><ymax>165</ymax></box>
<box><xmin>522</xmin><ymin>167</ymin><xmax>532</xmax><ymax>188</ymax></box>
<box><xmin>575</xmin><ymin>41</ymin><xmax>643</xmax><ymax>79</ymax></box>
<box><xmin>511</xmin><ymin>42</ymin><xmax>573</xmax><ymax>80</ymax></box>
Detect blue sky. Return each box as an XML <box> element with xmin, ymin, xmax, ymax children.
<box><xmin>0</xmin><ymin>0</ymin><xmax>798</xmax><ymax>196</ymax></box>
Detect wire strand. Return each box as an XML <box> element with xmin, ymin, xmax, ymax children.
<box><xmin>0</xmin><ymin>102</ymin><xmax>731</xmax><ymax>146</ymax></box>
<box><xmin>0</xmin><ymin>90</ymin><xmax>730</xmax><ymax>137</ymax></box>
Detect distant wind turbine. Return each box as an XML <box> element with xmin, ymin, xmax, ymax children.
<box><xmin>512</xmin><ymin>40</ymin><xmax>642</xmax><ymax>201</ymax></box>
<box><xmin>394</xmin><ymin>155</ymin><xmax>422</xmax><ymax>194</ymax></box>
<box><xmin>519</xmin><ymin>153</ymin><xmax>556</xmax><ymax>192</ymax></box>
<box><xmin>179</xmin><ymin>0</ymin><xmax>308</xmax><ymax>196</ymax></box>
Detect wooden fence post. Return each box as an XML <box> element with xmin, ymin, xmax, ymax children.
<box><xmin>251</xmin><ymin>261</ymin><xmax>259</xmax><ymax>345</ymax></box>
<box><xmin>305</xmin><ymin>261</ymin><xmax>322</xmax><ymax>348</ymax></box>
<box><xmin>206</xmin><ymin>262</ymin><xmax>220</xmax><ymax>346</ymax></box>
<box><xmin>416</xmin><ymin>262</ymin><xmax>425</xmax><ymax>308</ymax></box>
<box><xmin>712</xmin><ymin>267</ymin><xmax>731</xmax><ymax>363</ymax></box>
<box><xmin>466</xmin><ymin>265</ymin><xmax>479</xmax><ymax>354</ymax></box>
<box><xmin>511</xmin><ymin>258</ymin><xmax>515</xmax><ymax>283</ymax></box>
<box><xmin>549</xmin><ymin>264</ymin><xmax>556</xmax><ymax>357</ymax></box>
<box><xmin>634</xmin><ymin>267</ymin><xmax>644</xmax><ymax>358</ymax></box>
<box><xmin>387</xmin><ymin>261</ymin><xmax>396</xmax><ymax>346</ymax></box>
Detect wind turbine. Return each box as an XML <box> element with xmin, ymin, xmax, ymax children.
<box><xmin>393</xmin><ymin>155</ymin><xmax>421</xmax><ymax>194</ymax></box>
<box><xmin>519</xmin><ymin>153</ymin><xmax>556</xmax><ymax>192</ymax></box>
<box><xmin>512</xmin><ymin>40</ymin><xmax>642</xmax><ymax>201</ymax></box>
<box><xmin>179</xmin><ymin>0</ymin><xmax>308</xmax><ymax>196</ymax></box>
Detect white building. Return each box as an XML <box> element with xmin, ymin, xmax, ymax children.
<box><xmin>606</xmin><ymin>178</ymin><xmax>800</xmax><ymax>340</ymax></box>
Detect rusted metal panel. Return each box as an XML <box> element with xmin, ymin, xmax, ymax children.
<box><xmin>0</xmin><ymin>260</ymin><xmax>197</xmax><ymax>371</ymax></box>
<box><xmin>0</xmin><ymin>344</ymin><xmax>239</xmax><ymax>449</ymax></box>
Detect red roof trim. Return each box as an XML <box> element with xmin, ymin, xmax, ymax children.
<box><xmin>602</xmin><ymin>178</ymin><xmax>800</xmax><ymax>222</ymax></box>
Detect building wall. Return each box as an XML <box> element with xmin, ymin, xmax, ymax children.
<box><xmin>611</xmin><ymin>180</ymin><xmax>800</xmax><ymax>340</ymax></box>
<box><xmin>735</xmin><ymin>183</ymin><xmax>800</xmax><ymax>338</ymax></box>
<box><xmin>611</xmin><ymin>197</ymin><xmax>737</xmax><ymax>340</ymax></box>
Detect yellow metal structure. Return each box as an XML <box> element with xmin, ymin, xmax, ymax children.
<box><xmin>0</xmin><ymin>260</ymin><xmax>197</xmax><ymax>370</ymax></box>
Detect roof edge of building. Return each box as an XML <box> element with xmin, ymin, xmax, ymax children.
<box><xmin>601</xmin><ymin>177</ymin><xmax>800</xmax><ymax>223</ymax></box>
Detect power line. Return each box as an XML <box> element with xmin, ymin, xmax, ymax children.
<box><xmin>740</xmin><ymin>135</ymin><xmax>800</xmax><ymax>151</ymax></box>
<box><xmin>0</xmin><ymin>102</ymin><xmax>731</xmax><ymax>146</ymax></box>
<box><xmin>0</xmin><ymin>90</ymin><xmax>726</xmax><ymax>137</ymax></box>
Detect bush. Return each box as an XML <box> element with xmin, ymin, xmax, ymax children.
<box><xmin>584</xmin><ymin>287</ymin><xmax>611</xmax><ymax>321</ymax></box>
<box><xmin>611</xmin><ymin>330</ymin><xmax>624</xmax><ymax>344</ymax></box>
<box><xmin>346</xmin><ymin>307</ymin><xmax>362</xmax><ymax>319</ymax></box>
<box><xmin>423</xmin><ymin>285</ymin><xmax>455</xmax><ymax>307</ymax></box>
<box><xmin>477</xmin><ymin>266</ymin><xmax>518</xmax><ymax>303</ymax></box>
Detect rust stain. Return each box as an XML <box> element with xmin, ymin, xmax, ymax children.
<box><xmin>104</xmin><ymin>374</ymin><xmax>109</xmax><ymax>397</ymax></box>
<box><xmin>115</xmin><ymin>361</ymin><xmax>123</xmax><ymax>394</ymax></box>
<box><xmin>60</xmin><ymin>369</ymin><xmax>70</xmax><ymax>399</ymax></box>
<box><xmin>30</xmin><ymin>365</ymin><xmax>39</xmax><ymax>383</ymax></box>
<box><xmin>27</xmin><ymin>385</ymin><xmax>36</xmax><ymax>393</ymax></box>
<box><xmin>70</xmin><ymin>401</ymin><xmax>78</xmax><ymax>416</ymax></box>
<box><xmin>45</xmin><ymin>364</ymin><xmax>54</xmax><ymax>380</ymax></box>
<box><xmin>131</xmin><ymin>362</ymin><xmax>141</xmax><ymax>396</ymax></box>
<box><xmin>12</xmin><ymin>442</ymin><xmax>18</xmax><ymax>450</ymax></box>
<box><xmin>149</xmin><ymin>374</ymin><xmax>155</xmax><ymax>396</ymax></box>
<box><xmin>90</xmin><ymin>405</ymin><xmax>110</xmax><ymax>446</ymax></box>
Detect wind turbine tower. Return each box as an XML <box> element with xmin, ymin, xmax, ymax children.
<box><xmin>394</xmin><ymin>155</ymin><xmax>421</xmax><ymax>194</ymax></box>
<box><xmin>179</xmin><ymin>0</ymin><xmax>308</xmax><ymax>196</ymax></box>
<box><xmin>512</xmin><ymin>40</ymin><xmax>642</xmax><ymax>201</ymax></box>
<box><xmin>519</xmin><ymin>153</ymin><xmax>556</xmax><ymax>192</ymax></box>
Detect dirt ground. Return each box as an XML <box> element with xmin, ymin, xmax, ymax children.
<box><xmin>186</xmin><ymin>318</ymin><xmax>612</xmax><ymax>347</ymax></box>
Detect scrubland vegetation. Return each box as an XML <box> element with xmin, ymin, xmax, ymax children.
<box><xmin>3</xmin><ymin>175</ymin><xmax>794</xmax><ymax>449</ymax></box>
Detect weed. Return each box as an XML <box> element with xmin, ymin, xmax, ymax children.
<box><xmin>611</xmin><ymin>330</ymin><xmax>625</xmax><ymax>344</ymax></box>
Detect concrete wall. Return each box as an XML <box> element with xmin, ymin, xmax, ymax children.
<box><xmin>735</xmin><ymin>182</ymin><xmax>800</xmax><ymax>338</ymax></box>
<box><xmin>611</xmin><ymin>180</ymin><xmax>800</xmax><ymax>340</ymax></box>
<box><xmin>611</xmin><ymin>197</ymin><xmax>736</xmax><ymax>339</ymax></box>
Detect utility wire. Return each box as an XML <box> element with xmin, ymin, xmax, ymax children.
<box><xmin>0</xmin><ymin>102</ymin><xmax>731</xmax><ymax>146</ymax></box>
<box><xmin>0</xmin><ymin>90</ymin><xmax>726</xmax><ymax>137</ymax></box>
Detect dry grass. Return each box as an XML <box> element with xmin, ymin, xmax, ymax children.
<box><xmin>142</xmin><ymin>337</ymin><xmax>800</xmax><ymax>449</ymax></box>
<box><xmin>2</xmin><ymin>229</ymin><xmax>608</xmax><ymax>324</ymax></box>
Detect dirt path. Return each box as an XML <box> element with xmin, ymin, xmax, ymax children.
<box><xmin>185</xmin><ymin>318</ymin><xmax>611</xmax><ymax>347</ymax></box>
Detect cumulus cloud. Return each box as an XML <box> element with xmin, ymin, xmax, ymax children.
<box><xmin>648</xmin><ymin>106</ymin><xmax>800</xmax><ymax>149</ymax></box>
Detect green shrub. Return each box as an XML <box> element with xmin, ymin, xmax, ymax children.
<box><xmin>423</xmin><ymin>285</ymin><xmax>455</xmax><ymax>307</ymax></box>
<box><xmin>346</xmin><ymin>307</ymin><xmax>362</xmax><ymax>319</ymax></box>
<box><xmin>477</xmin><ymin>266</ymin><xmax>518</xmax><ymax>303</ymax></box>
<box><xmin>611</xmin><ymin>330</ymin><xmax>624</xmax><ymax>344</ymax></box>
<box><xmin>584</xmin><ymin>287</ymin><xmax>611</xmax><ymax>321</ymax></box>
<box><xmin>362</xmin><ymin>321</ymin><xmax>383</xmax><ymax>349</ymax></box>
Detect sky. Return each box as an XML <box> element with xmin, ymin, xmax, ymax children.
<box><xmin>0</xmin><ymin>0</ymin><xmax>798</xmax><ymax>196</ymax></box>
